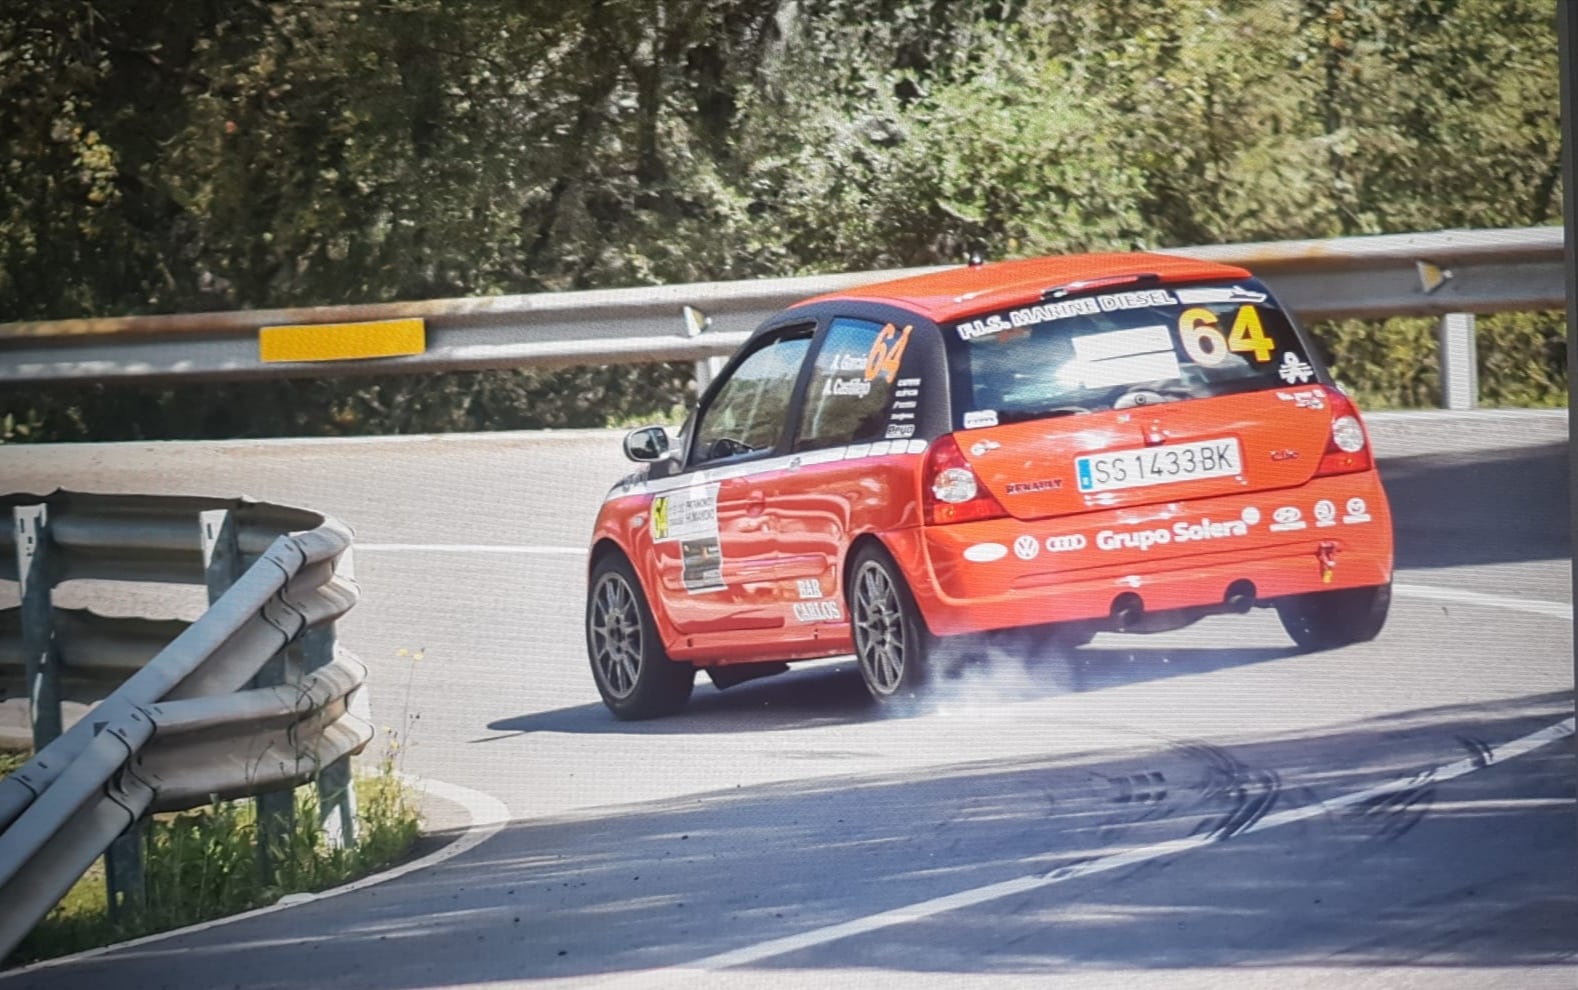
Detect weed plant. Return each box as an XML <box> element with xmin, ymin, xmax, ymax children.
<box><xmin>7</xmin><ymin>753</ymin><xmax>421</xmax><ymax>966</ymax></box>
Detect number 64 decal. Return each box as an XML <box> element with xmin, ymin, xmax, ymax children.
<box><xmin>1178</xmin><ymin>305</ymin><xmax>1276</xmax><ymax>365</ymax></box>
<box><xmin>864</xmin><ymin>323</ymin><xmax>913</xmax><ymax>383</ymax></box>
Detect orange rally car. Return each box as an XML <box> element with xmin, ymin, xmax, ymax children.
<box><xmin>586</xmin><ymin>252</ymin><xmax>1394</xmax><ymax>718</ymax></box>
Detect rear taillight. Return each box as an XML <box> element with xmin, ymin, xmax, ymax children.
<box><xmin>1314</xmin><ymin>387</ymin><xmax>1374</xmax><ymax>476</ymax></box>
<box><xmin>922</xmin><ymin>434</ymin><xmax>1008</xmax><ymax>525</ymax></box>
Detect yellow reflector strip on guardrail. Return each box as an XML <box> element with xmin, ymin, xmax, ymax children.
<box><xmin>259</xmin><ymin>318</ymin><xmax>425</xmax><ymax>363</ymax></box>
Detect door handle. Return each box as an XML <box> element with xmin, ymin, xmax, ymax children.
<box><xmin>745</xmin><ymin>491</ymin><xmax>767</xmax><ymax>516</ymax></box>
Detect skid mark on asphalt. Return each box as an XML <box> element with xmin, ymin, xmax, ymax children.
<box><xmin>587</xmin><ymin>716</ymin><xmax>1575</xmax><ymax>989</ymax></box>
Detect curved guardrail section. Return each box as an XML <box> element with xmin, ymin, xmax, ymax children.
<box><xmin>0</xmin><ymin>492</ymin><xmax>367</xmax><ymax>962</ymax></box>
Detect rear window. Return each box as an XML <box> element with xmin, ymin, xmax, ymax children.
<box><xmin>944</xmin><ymin>280</ymin><xmax>1321</xmax><ymax>428</ymax></box>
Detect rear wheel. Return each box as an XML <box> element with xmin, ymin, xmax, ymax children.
<box><xmin>1275</xmin><ymin>582</ymin><xmax>1391</xmax><ymax>650</ymax></box>
<box><xmin>849</xmin><ymin>545</ymin><xmax>934</xmax><ymax>704</ymax></box>
<box><xmin>586</xmin><ymin>555</ymin><xmax>694</xmax><ymax>719</ymax></box>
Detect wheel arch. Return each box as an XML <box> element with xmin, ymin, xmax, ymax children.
<box><xmin>588</xmin><ymin>536</ymin><xmax>683</xmax><ymax>654</ymax></box>
<box><xmin>841</xmin><ymin>532</ymin><xmax>939</xmax><ymax>636</ymax></box>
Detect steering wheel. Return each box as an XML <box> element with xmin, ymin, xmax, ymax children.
<box><xmin>706</xmin><ymin>436</ymin><xmax>754</xmax><ymax>459</ymax></box>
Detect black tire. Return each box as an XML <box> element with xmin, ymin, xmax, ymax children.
<box><xmin>847</xmin><ymin>545</ymin><xmax>935</xmax><ymax>704</ymax></box>
<box><xmin>1275</xmin><ymin>582</ymin><xmax>1391</xmax><ymax>651</ymax></box>
<box><xmin>586</xmin><ymin>555</ymin><xmax>695</xmax><ymax>719</ymax></box>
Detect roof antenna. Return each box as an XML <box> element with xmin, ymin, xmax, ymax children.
<box><xmin>966</xmin><ymin>248</ymin><xmax>986</xmax><ymax>268</ymax></box>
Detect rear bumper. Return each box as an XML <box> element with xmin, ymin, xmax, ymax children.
<box><xmin>889</xmin><ymin>471</ymin><xmax>1394</xmax><ymax>637</ymax></box>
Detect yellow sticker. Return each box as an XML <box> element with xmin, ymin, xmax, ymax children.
<box><xmin>1177</xmin><ymin>308</ymin><xmax>1228</xmax><ymax>366</ymax></box>
<box><xmin>259</xmin><ymin>318</ymin><xmax>425</xmax><ymax>363</ymax></box>
<box><xmin>1227</xmin><ymin>306</ymin><xmax>1276</xmax><ymax>362</ymax></box>
<box><xmin>650</xmin><ymin>496</ymin><xmax>670</xmax><ymax>540</ymax></box>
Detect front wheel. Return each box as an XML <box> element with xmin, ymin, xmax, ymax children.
<box><xmin>1275</xmin><ymin>582</ymin><xmax>1391</xmax><ymax>651</ymax></box>
<box><xmin>586</xmin><ymin>555</ymin><xmax>695</xmax><ymax>719</ymax></box>
<box><xmin>848</xmin><ymin>545</ymin><xmax>935</xmax><ymax>704</ymax></box>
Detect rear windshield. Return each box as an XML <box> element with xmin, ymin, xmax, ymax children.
<box><xmin>944</xmin><ymin>280</ymin><xmax>1322</xmax><ymax>427</ymax></box>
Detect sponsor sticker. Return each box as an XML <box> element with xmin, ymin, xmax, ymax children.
<box><xmin>1276</xmin><ymin>389</ymin><xmax>1326</xmax><ymax>410</ymax></box>
<box><xmin>963</xmin><ymin>542</ymin><xmax>1008</xmax><ymax>563</ymax></box>
<box><xmin>796</xmin><ymin>578</ymin><xmax>822</xmax><ymax>600</ymax></box>
<box><xmin>1014</xmin><ymin>535</ymin><xmax>1041</xmax><ymax>560</ymax></box>
<box><xmin>884</xmin><ymin>423</ymin><xmax>916</xmax><ymax>440</ymax></box>
<box><xmin>963</xmin><ymin>410</ymin><xmax>999</xmax><ymax>429</ymax></box>
<box><xmin>651</xmin><ymin>484</ymin><xmax>725</xmax><ymax>593</ymax></box>
<box><xmin>792</xmin><ymin>600</ymin><xmax>843</xmax><ymax>623</ymax></box>
<box><xmin>1277</xmin><ymin>351</ymin><xmax>1315</xmax><ymax>384</ymax></box>
<box><xmin>1270</xmin><ymin>506</ymin><xmax>1307</xmax><ymax>532</ymax></box>
<box><xmin>1070</xmin><ymin>324</ymin><xmax>1180</xmax><ymax>389</ymax></box>
<box><xmin>1240</xmin><ymin>506</ymin><xmax>1261</xmax><ymax>526</ymax></box>
<box><xmin>1045</xmin><ymin>533</ymin><xmax>1087</xmax><ymax>552</ymax></box>
<box><xmin>1343</xmin><ymin>496</ymin><xmax>1373</xmax><ymax>524</ymax></box>
<box><xmin>1314</xmin><ymin>499</ymin><xmax>1338</xmax><ymax>527</ymax></box>
<box><xmin>1096</xmin><ymin>517</ymin><xmax>1249</xmax><ymax>552</ymax></box>
<box><xmin>955</xmin><ymin>290</ymin><xmax>1179</xmax><ymax>341</ymax></box>
<box><xmin>1173</xmin><ymin>286</ymin><xmax>1268</xmax><ymax>305</ymax></box>
<box><xmin>969</xmin><ymin>439</ymin><xmax>1001</xmax><ymax>456</ymax></box>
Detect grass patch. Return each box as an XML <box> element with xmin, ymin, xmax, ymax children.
<box><xmin>0</xmin><ymin>751</ymin><xmax>25</xmax><ymax>778</ymax></box>
<box><xmin>7</xmin><ymin>757</ymin><xmax>422</xmax><ymax>966</ymax></box>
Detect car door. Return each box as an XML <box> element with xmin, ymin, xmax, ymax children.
<box><xmin>757</xmin><ymin>316</ymin><xmax>926</xmax><ymax>633</ymax></box>
<box><xmin>649</xmin><ymin>326</ymin><xmax>813</xmax><ymax>639</ymax></box>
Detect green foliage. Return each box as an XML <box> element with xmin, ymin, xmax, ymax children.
<box><xmin>1313</xmin><ymin>310</ymin><xmax>1567</xmax><ymax>410</ymax></box>
<box><xmin>0</xmin><ymin>0</ymin><xmax>1565</xmax><ymax>440</ymax></box>
<box><xmin>11</xmin><ymin>759</ymin><xmax>422</xmax><ymax>965</ymax></box>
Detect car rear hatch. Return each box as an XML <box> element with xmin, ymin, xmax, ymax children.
<box><xmin>941</xmin><ymin>277</ymin><xmax>1354</xmax><ymax>520</ymax></box>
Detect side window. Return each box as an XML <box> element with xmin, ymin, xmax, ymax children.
<box><xmin>794</xmin><ymin>317</ymin><xmax>917</xmax><ymax>450</ymax></box>
<box><xmin>692</xmin><ymin>330</ymin><xmax>812</xmax><ymax>465</ymax></box>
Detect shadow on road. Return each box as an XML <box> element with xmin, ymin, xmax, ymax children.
<box><xmin>12</xmin><ymin>692</ymin><xmax>1572</xmax><ymax>988</ymax></box>
<box><xmin>485</xmin><ymin>641</ymin><xmax>1301</xmax><ymax>736</ymax></box>
<box><xmin>1380</xmin><ymin>443</ymin><xmax>1569</xmax><ymax>569</ymax></box>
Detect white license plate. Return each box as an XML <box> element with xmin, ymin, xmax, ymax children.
<box><xmin>1076</xmin><ymin>438</ymin><xmax>1242</xmax><ymax>493</ymax></box>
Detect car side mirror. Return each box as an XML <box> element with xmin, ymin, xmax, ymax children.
<box><xmin>623</xmin><ymin>425</ymin><xmax>672</xmax><ymax>463</ymax></box>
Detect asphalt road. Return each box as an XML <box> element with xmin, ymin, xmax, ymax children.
<box><xmin>0</xmin><ymin>409</ymin><xmax>1572</xmax><ymax>988</ymax></box>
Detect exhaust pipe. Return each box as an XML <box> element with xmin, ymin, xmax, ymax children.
<box><xmin>1224</xmin><ymin>580</ymin><xmax>1256</xmax><ymax>613</ymax></box>
<box><xmin>1111</xmin><ymin>592</ymin><xmax>1144</xmax><ymax>631</ymax></box>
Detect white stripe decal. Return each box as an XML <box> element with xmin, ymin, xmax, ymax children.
<box><xmin>607</xmin><ymin>439</ymin><xmax>929</xmax><ymax>501</ymax></box>
<box><xmin>588</xmin><ymin>716</ymin><xmax>1575</xmax><ymax>988</ymax></box>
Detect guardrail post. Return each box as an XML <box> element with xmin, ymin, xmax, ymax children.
<box><xmin>304</xmin><ymin>624</ymin><xmax>357</xmax><ymax>849</ymax></box>
<box><xmin>682</xmin><ymin>305</ymin><xmax>727</xmax><ymax>394</ymax></box>
<box><xmin>201</xmin><ymin>509</ymin><xmax>295</xmax><ymax>882</ymax></box>
<box><xmin>101</xmin><ymin>719</ymin><xmax>147</xmax><ymax>919</ymax></box>
<box><xmin>13</xmin><ymin>505</ymin><xmax>61</xmax><ymax>748</ymax></box>
<box><xmin>1437</xmin><ymin>312</ymin><xmax>1478</xmax><ymax>410</ymax></box>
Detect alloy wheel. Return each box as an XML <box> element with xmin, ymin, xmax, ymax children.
<box><xmin>590</xmin><ymin>572</ymin><xmax>643</xmax><ymax>699</ymax></box>
<box><xmin>853</xmin><ymin>561</ymin><xmax>906</xmax><ymax>694</ymax></box>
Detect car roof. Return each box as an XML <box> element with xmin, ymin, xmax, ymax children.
<box><xmin>797</xmin><ymin>251</ymin><xmax>1253</xmax><ymax>324</ymax></box>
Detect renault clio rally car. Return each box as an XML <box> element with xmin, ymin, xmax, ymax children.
<box><xmin>586</xmin><ymin>253</ymin><xmax>1394</xmax><ymax>718</ymax></box>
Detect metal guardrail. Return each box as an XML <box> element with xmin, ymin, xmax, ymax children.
<box><xmin>0</xmin><ymin>492</ymin><xmax>367</xmax><ymax>962</ymax></box>
<box><xmin>0</xmin><ymin>227</ymin><xmax>1564</xmax><ymax>411</ymax></box>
